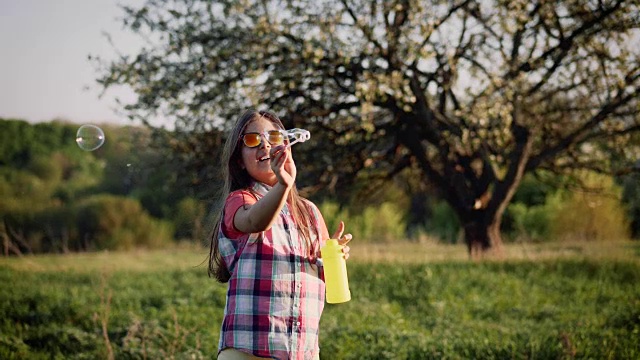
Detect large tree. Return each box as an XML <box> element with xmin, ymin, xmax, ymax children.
<box><xmin>96</xmin><ymin>0</ymin><xmax>640</xmax><ymax>254</ymax></box>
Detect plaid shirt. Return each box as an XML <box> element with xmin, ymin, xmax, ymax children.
<box><xmin>217</xmin><ymin>182</ymin><xmax>327</xmax><ymax>360</ymax></box>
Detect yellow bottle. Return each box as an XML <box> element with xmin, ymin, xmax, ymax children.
<box><xmin>321</xmin><ymin>239</ymin><xmax>351</xmax><ymax>303</ymax></box>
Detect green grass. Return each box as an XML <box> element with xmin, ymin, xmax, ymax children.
<box><xmin>1</xmin><ymin>241</ymin><xmax>639</xmax><ymax>359</ymax></box>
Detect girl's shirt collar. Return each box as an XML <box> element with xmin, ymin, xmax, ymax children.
<box><xmin>251</xmin><ymin>181</ymin><xmax>271</xmax><ymax>196</ymax></box>
<box><xmin>251</xmin><ymin>181</ymin><xmax>294</xmax><ymax>208</ymax></box>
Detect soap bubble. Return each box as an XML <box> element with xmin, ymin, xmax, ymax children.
<box><xmin>76</xmin><ymin>125</ymin><xmax>105</xmax><ymax>151</ymax></box>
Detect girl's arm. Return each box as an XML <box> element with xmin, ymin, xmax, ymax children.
<box><xmin>233</xmin><ymin>182</ymin><xmax>290</xmax><ymax>233</ymax></box>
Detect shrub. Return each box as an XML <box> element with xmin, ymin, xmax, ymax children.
<box><xmin>173</xmin><ymin>197</ymin><xmax>206</xmax><ymax>242</ymax></box>
<box><xmin>358</xmin><ymin>202</ymin><xmax>406</xmax><ymax>242</ymax></box>
<box><xmin>548</xmin><ymin>173</ymin><xmax>630</xmax><ymax>241</ymax></box>
<box><xmin>76</xmin><ymin>195</ymin><xmax>172</xmax><ymax>250</ymax></box>
<box><xmin>507</xmin><ymin>203</ymin><xmax>550</xmax><ymax>242</ymax></box>
<box><xmin>424</xmin><ymin>201</ymin><xmax>461</xmax><ymax>244</ymax></box>
<box><xmin>318</xmin><ymin>201</ymin><xmax>351</xmax><ymax>239</ymax></box>
<box><xmin>319</xmin><ymin>201</ymin><xmax>406</xmax><ymax>242</ymax></box>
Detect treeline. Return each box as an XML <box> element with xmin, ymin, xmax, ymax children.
<box><xmin>1</xmin><ymin>119</ymin><xmax>638</xmax><ymax>255</ymax></box>
<box><xmin>1</xmin><ymin>119</ymin><xmax>203</xmax><ymax>255</ymax></box>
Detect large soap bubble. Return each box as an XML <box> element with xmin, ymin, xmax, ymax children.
<box><xmin>76</xmin><ymin>125</ymin><xmax>105</xmax><ymax>151</ymax></box>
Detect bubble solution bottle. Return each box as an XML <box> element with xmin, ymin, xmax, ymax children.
<box><xmin>321</xmin><ymin>239</ymin><xmax>351</xmax><ymax>303</ymax></box>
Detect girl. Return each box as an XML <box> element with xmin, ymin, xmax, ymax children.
<box><xmin>208</xmin><ymin>109</ymin><xmax>352</xmax><ymax>360</ymax></box>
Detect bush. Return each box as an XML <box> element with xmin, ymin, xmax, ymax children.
<box><xmin>319</xmin><ymin>201</ymin><xmax>406</xmax><ymax>242</ymax></box>
<box><xmin>173</xmin><ymin>197</ymin><xmax>206</xmax><ymax>241</ymax></box>
<box><xmin>76</xmin><ymin>195</ymin><xmax>173</xmax><ymax>250</ymax></box>
<box><xmin>318</xmin><ymin>201</ymin><xmax>350</xmax><ymax>239</ymax></box>
<box><xmin>358</xmin><ymin>203</ymin><xmax>406</xmax><ymax>242</ymax></box>
<box><xmin>424</xmin><ymin>201</ymin><xmax>460</xmax><ymax>244</ymax></box>
<box><xmin>548</xmin><ymin>173</ymin><xmax>630</xmax><ymax>241</ymax></box>
<box><xmin>506</xmin><ymin>203</ymin><xmax>550</xmax><ymax>242</ymax></box>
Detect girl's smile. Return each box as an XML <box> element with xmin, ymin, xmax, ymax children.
<box><xmin>242</xmin><ymin>117</ymin><xmax>281</xmax><ymax>186</ymax></box>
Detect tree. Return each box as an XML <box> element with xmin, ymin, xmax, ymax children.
<box><xmin>621</xmin><ymin>171</ymin><xmax>640</xmax><ymax>238</ymax></box>
<box><xmin>96</xmin><ymin>0</ymin><xmax>640</xmax><ymax>255</ymax></box>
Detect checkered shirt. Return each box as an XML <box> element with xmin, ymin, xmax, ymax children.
<box><xmin>217</xmin><ymin>182</ymin><xmax>326</xmax><ymax>360</ymax></box>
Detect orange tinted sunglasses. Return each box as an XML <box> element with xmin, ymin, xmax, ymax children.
<box><xmin>241</xmin><ymin>130</ymin><xmax>287</xmax><ymax>148</ymax></box>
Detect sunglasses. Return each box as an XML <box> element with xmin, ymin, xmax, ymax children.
<box><xmin>241</xmin><ymin>130</ymin><xmax>287</xmax><ymax>148</ymax></box>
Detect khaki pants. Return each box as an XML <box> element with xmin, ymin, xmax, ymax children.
<box><xmin>218</xmin><ymin>348</ymin><xmax>320</xmax><ymax>360</ymax></box>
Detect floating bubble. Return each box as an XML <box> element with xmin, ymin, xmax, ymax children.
<box><xmin>76</xmin><ymin>125</ymin><xmax>105</xmax><ymax>151</ymax></box>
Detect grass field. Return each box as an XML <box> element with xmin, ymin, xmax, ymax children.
<box><xmin>1</xmin><ymin>240</ymin><xmax>639</xmax><ymax>359</ymax></box>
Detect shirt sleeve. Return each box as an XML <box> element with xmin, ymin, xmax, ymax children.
<box><xmin>222</xmin><ymin>190</ymin><xmax>257</xmax><ymax>239</ymax></box>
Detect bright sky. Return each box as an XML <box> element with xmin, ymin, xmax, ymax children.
<box><xmin>0</xmin><ymin>0</ymin><xmax>147</xmax><ymax>126</ymax></box>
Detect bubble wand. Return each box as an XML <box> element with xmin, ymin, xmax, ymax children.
<box><xmin>284</xmin><ymin>128</ymin><xmax>311</xmax><ymax>149</ymax></box>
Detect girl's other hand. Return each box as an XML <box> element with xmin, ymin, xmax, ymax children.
<box><xmin>269</xmin><ymin>145</ymin><xmax>296</xmax><ymax>188</ymax></box>
<box><xmin>332</xmin><ymin>221</ymin><xmax>353</xmax><ymax>260</ymax></box>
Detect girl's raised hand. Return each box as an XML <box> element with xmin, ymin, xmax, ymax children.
<box><xmin>269</xmin><ymin>145</ymin><xmax>296</xmax><ymax>188</ymax></box>
<box><xmin>332</xmin><ymin>221</ymin><xmax>353</xmax><ymax>260</ymax></box>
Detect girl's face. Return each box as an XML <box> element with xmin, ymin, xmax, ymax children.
<box><xmin>240</xmin><ymin>116</ymin><xmax>281</xmax><ymax>186</ymax></box>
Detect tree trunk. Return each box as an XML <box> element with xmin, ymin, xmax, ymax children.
<box><xmin>407</xmin><ymin>191</ymin><xmax>430</xmax><ymax>238</ymax></box>
<box><xmin>460</xmin><ymin>123</ymin><xmax>532</xmax><ymax>258</ymax></box>
<box><xmin>463</xmin><ymin>220</ymin><xmax>489</xmax><ymax>258</ymax></box>
<box><xmin>4</xmin><ymin>219</ymin><xmax>31</xmax><ymax>255</ymax></box>
<box><xmin>2</xmin><ymin>223</ymin><xmax>23</xmax><ymax>257</ymax></box>
<box><xmin>463</xmin><ymin>218</ymin><xmax>504</xmax><ymax>259</ymax></box>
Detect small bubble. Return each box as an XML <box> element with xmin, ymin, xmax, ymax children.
<box><xmin>76</xmin><ymin>125</ymin><xmax>105</xmax><ymax>151</ymax></box>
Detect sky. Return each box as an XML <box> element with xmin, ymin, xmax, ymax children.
<box><xmin>0</xmin><ymin>0</ymin><xmax>148</xmax><ymax>126</ymax></box>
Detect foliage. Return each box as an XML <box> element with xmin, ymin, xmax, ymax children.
<box><xmin>95</xmin><ymin>0</ymin><xmax>640</xmax><ymax>251</ymax></box>
<box><xmin>0</xmin><ymin>119</ymin><xmax>204</xmax><ymax>255</ymax></box>
<box><xmin>547</xmin><ymin>172</ymin><xmax>631</xmax><ymax>242</ymax></box>
<box><xmin>0</xmin><ymin>119</ymin><xmax>78</xmax><ymax>167</ymax></box>
<box><xmin>319</xmin><ymin>201</ymin><xmax>406</xmax><ymax>242</ymax></box>
<box><xmin>506</xmin><ymin>203</ymin><xmax>550</xmax><ymax>242</ymax></box>
<box><xmin>0</xmin><ymin>134</ymin><xmax>108</xmax><ymax>253</ymax></box>
<box><xmin>621</xmin><ymin>172</ymin><xmax>640</xmax><ymax>238</ymax></box>
<box><xmin>509</xmin><ymin>173</ymin><xmax>556</xmax><ymax>207</ymax></box>
<box><xmin>1</xmin><ymin>249</ymin><xmax>639</xmax><ymax>359</ymax></box>
<box><xmin>76</xmin><ymin>194</ymin><xmax>173</xmax><ymax>250</ymax></box>
<box><xmin>424</xmin><ymin>200</ymin><xmax>461</xmax><ymax>244</ymax></box>
<box><xmin>173</xmin><ymin>197</ymin><xmax>207</xmax><ymax>241</ymax></box>
<box><xmin>1</xmin><ymin>117</ymin><xmax>636</xmax><ymax>257</ymax></box>
<box><xmin>503</xmin><ymin>171</ymin><xmax>631</xmax><ymax>242</ymax></box>
<box><xmin>94</xmin><ymin>125</ymin><xmax>197</xmax><ymax>217</ymax></box>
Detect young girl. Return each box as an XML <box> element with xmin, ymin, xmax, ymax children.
<box><xmin>208</xmin><ymin>110</ymin><xmax>352</xmax><ymax>360</ymax></box>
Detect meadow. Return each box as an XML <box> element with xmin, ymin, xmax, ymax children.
<box><xmin>1</xmin><ymin>240</ymin><xmax>639</xmax><ymax>359</ymax></box>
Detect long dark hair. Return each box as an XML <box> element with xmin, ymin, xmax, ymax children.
<box><xmin>208</xmin><ymin>109</ymin><xmax>318</xmax><ymax>282</ymax></box>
